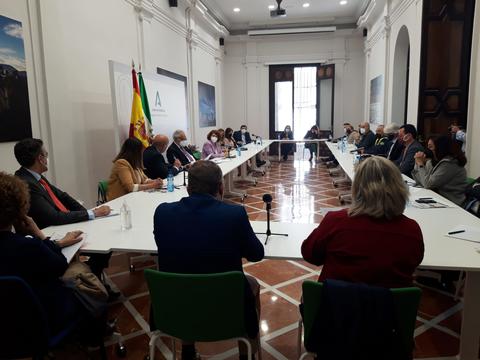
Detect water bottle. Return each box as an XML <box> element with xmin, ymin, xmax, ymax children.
<box><xmin>342</xmin><ymin>137</ymin><xmax>347</xmax><ymax>153</ymax></box>
<box><xmin>236</xmin><ymin>146</ymin><xmax>241</xmax><ymax>157</ymax></box>
<box><xmin>120</xmin><ymin>201</ymin><xmax>132</xmax><ymax>230</ymax></box>
<box><xmin>167</xmin><ymin>171</ymin><xmax>174</xmax><ymax>192</ymax></box>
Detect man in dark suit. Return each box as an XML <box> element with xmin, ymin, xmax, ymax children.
<box><xmin>357</xmin><ymin>122</ymin><xmax>376</xmax><ymax>151</ymax></box>
<box><xmin>14</xmin><ymin>138</ymin><xmax>116</xmax><ymax>296</ymax></box>
<box><xmin>153</xmin><ymin>160</ymin><xmax>264</xmax><ymax>360</ymax></box>
<box><xmin>144</xmin><ymin>134</ymin><xmax>182</xmax><ymax>179</ymax></box>
<box><xmin>395</xmin><ymin>124</ymin><xmax>424</xmax><ymax>177</ymax></box>
<box><xmin>166</xmin><ymin>129</ymin><xmax>196</xmax><ymax>166</ymax></box>
<box><xmin>233</xmin><ymin>125</ymin><xmax>252</xmax><ymax>146</ymax></box>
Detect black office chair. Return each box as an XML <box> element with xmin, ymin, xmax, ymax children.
<box><xmin>0</xmin><ymin>276</ymin><xmax>108</xmax><ymax>359</ymax></box>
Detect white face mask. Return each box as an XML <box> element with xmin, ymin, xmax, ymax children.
<box><xmin>343</xmin><ymin>128</ymin><xmax>347</xmax><ymax>133</ymax></box>
<box><xmin>360</xmin><ymin>128</ymin><xmax>366</xmax><ymax>134</ymax></box>
<box><xmin>180</xmin><ymin>140</ymin><xmax>188</xmax><ymax>147</ymax></box>
<box><xmin>403</xmin><ymin>135</ymin><xmax>409</xmax><ymax>142</ymax></box>
<box><xmin>241</xmin><ymin>129</ymin><xmax>247</xmax><ymax>134</ymax></box>
<box><xmin>285</xmin><ymin>128</ymin><xmax>290</xmax><ymax>133</ymax></box>
<box><xmin>211</xmin><ymin>136</ymin><xmax>218</xmax><ymax>143</ymax></box>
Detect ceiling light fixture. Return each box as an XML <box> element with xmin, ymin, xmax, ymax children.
<box><xmin>268</xmin><ymin>5</ymin><xmax>275</xmax><ymax>9</ymax></box>
<box><xmin>340</xmin><ymin>0</ymin><xmax>348</xmax><ymax>5</ymax></box>
<box><xmin>303</xmin><ymin>3</ymin><xmax>310</xmax><ymax>7</ymax></box>
<box><xmin>233</xmin><ymin>7</ymin><xmax>240</xmax><ymax>12</ymax></box>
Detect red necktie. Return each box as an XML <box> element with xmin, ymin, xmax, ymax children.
<box><xmin>39</xmin><ymin>178</ymin><xmax>70</xmax><ymax>213</ymax></box>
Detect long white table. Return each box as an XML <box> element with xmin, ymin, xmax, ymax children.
<box><xmin>275</xmin><ymin>139</ymin><xmax>327</xmax><ymax>162</ymax></box>
<box><xmin>326</xmin><ymin>141</ymin><xmax>480</xmax><ymax>360</ymax></box>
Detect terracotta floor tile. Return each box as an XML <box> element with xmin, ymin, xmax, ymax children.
<box><xmin>106</xmin><ymin>334</ymin><xmax>165</xmax><ymax>360</ymax></box>
<box><xmin>110</xmin><ymin>270</ymin><xmax>149</xmax><ymax>297</ymax></box>
<box><xmin>277</xmin><ymin>275</ymin><xmax>318</xmax><ymax>302</ymax></box>
<box><xmin>259</xmin><ymin>291</ymin><xmax>300</xmax><ymax>335</ymax></box>
<box><xmin>413</xmin><ymin>327</ymin><xmax>459</xmax><ymax>358</ymax></box>
<box><xmin>292</xmin><ymin>260</ymin><xmax>322</xmax><ymax>271</ymax></box>
<box><xmin>266</xmin><ymin>327</ymin><xmax>303</xmax><ymax>359</ymax></box>
<box><xmin>108</xmin><ymin>302</ymin><xmax>142</xmax><ymax>335</ymax></box>
<box><xmin>417</xmin><ymin>286</ymin><xmax>459</xmax><ymax>320</ymax></box>
<box><xmin>245</xmin><ymin>260</ymin><xmax>309</xmax><ymax>286</ymax></box>
<box><xmin>438</xmin><ymin>309</ymin><xmax>462</xmax><ymax>334</ymax></box>
<box><xmin>129</xmin><ymin>294</ymin><xmax>151</xmax><ymax>324</ymax></box>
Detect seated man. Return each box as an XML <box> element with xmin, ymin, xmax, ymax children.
<box><xmin>166</xmin><ymin>130</ymin><xmax>196</xmax><ymax>166</ymax></box>
<box><xmin>395</xmin><ymin>124</ymin><xmax>424</xmax><ymax>177</ymax></box>
<box><xmin>144</xmin><ymin>134</ymin><xmax>182</xmax><ymax>179</ymax></box>
<box><xmin>14</xmin><ymin>138</ymin><xmax>116</xmax><ymax>296</ymax></box>
<box><xmin>153</xmin><ymin>160</ymin><xmax>264</xmax><ymax>360</ymax></box>
<box><xmin>365</xmin><ymin>124</ymin><xmax>388</xmax><ymax>155</ymax></box>
<box><xmin>233</xmin><ymin>125</ymin><xmax>252</xmax><ymax>146</ymax></box>
<box><xmin>384</xmin><ymin>123</ymin><xmax>404</xmax><ymax>161</ymax></box>
<box><xmin>357</xmin><ymin>122</ymin><xmax>376</xmax><ymax>152</ymax></box>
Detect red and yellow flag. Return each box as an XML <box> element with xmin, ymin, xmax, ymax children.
<box><xmin>129</xmin><ymin>68</ymin><xmax>149</xmax><ymax>148</ymax></box>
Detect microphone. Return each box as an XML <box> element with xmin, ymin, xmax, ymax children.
<box><xmin>262</xmin><ymin>194</ymin><xmax>272</xmax><ymax>203</ymax></box>
<box><xmin>350</xmin><ymin>147</ymin><xmax>364</xmax><ymax>153</ymax></box>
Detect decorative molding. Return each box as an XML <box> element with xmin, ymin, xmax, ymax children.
<box><xmin>357</xmin><ymin>0</ymin><xmax>377</xmax><ymax>28</ymax></box>
<box><xmin>389</xmin><ymin>0</ymin><xmax>417</xmax><ymax>26</ymax></box>
<box><xmin>365</xmin><ymin>15</ymin><xmax>390</xmax><ymax>50</ymax></box>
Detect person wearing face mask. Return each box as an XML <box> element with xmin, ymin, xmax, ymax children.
<box><xmin>382</xmin><ymin>123</ymin><xmax>404</xmax><ymax>160</ymax></box>
<box><xmin>202</xmin><ymin>130</ymin><xmax>224</xmax><ymax>160</ymax></box>
<box><xmin>167</xmin><ymin>129</ymin><xmax>196</xmax><ymax>166</ymax></box>
<box><xmin>357</xmin><ymin>122</ymin><xmax>376</xmax><ymax>151</ymax></box>
<box><xmin>364</xmin><ymin>125</ymin><xmax>389</xmax><ymax>155</ymax></box>
<box><xmin>395</xmin><ymin>124</ymin><xmax>424</xmax><ymax>177</ymax></box>
<box><xmin>143</xmin><ymin>134</ymin><xmax>182</xmax><ymax>179</ymax></box>
<box><xmin>449</xmin><ymin>124</ymin><xmax>466</xmax><ymax>152</ymax></box>
<box><xmin>153</xmin><ymin>160</ymin><xmax>264</xmax><ymax>360</ymax></box>
<box><xmin>233</xmin><ymin>125</ymin><xmax>252</xmax><ymax>146</ymax></box>
<box><xmin>223</xmin><ymin>127</ymin><xmax>238</xmax><ymax>149</ymax></box>
<box><xmin>343</xmin><ymin>123</ymin><xmax>360</xmax><ymax>144</ymax></box>
<box><xmin>14</xmin><ymin>138</ymin><xmax>111</xmax><ymax>229</ymax></box>
<box><xmin>304</xmin><ymin>125</ymin><xmax>320</xmax><ymax>162</ymax></box>
<box><xmin>280</xmin><ymin>125</ymin><xmax>294</xmax><ymax>161</ymax></box>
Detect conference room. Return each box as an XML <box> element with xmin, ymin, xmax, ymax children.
<box><xmin>1</xmin><ymin>0</ymin><xmax>480</xmax><ymax>359</ymax></box>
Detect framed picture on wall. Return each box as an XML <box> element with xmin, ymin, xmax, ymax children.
<box><xmin>369</xmin><ymin>75</ymin><xmax>384</xmax><ymax>125</ymax></box>
<box><xmin>198</xmin><ymin>81</ymin><xmax>216</xmax><ymax>128</ymax></box>
<box><xmin>0</xmin><ymin>14</ymin><xmax>32</xmax><ymax>142</ymax></box>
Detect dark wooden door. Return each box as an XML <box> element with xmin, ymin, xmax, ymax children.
<box><xmin>417</xmin><ymin>0</ymin><xmax>475</xmax><ymax>140</ymax></box>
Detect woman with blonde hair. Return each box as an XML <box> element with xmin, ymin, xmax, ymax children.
<box><xmin>302</xmin><ymin>156</ymin><xmax>424</xmax><ymax>288</ymax></box>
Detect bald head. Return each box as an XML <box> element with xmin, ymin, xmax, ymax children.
<box><xmin>152</xmin><ymin>134</ymin><xmax>169</xmax><ymax>153</ymax></box>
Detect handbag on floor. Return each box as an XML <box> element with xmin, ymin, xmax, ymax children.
<box><xmin>62</xmin><ymin>260</ymin><xmax>108</xmax><ymax>317</ymax></box>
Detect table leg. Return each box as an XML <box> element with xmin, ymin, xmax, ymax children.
<box><xmin>459</xmin><ymin>271</ymin><xmax>480</xmax><ymax>360</ymax></box>
<box><xmin>224</xmin><ymin>172</ymin><xmax>247</xmax><ymax>198</ymax></box>
<box><xmin>241</xmin><ymin>161</ymin><xmax>257</xmax><ymax>184</ymax></box>
<box><xmin>278</xmin><ymin>142</ymin><xmax>281</xmax><ymax>162</ymax></box>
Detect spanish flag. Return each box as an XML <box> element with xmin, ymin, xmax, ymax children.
<box><xmin>129</xmin><ymin>68</ymin><xmax>149</xmax><ymax>148</ymax></box>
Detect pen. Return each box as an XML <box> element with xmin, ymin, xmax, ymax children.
<box><xmin>448</xmin><ymin>230</ymin><xmax>465</xmax><ymax>235</ymax></box>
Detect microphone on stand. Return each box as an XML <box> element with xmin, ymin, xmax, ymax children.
<box><xmin>255</xmin><ymin>193</ymin><xmax>288</xmax><ymax>245</ymax></box>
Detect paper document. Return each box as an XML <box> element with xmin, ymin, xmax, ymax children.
<box><xmin>411</xmin><ymin>198</ymin><xmax>452</xmax><ymax>209</ymax></box>
<box><xmin>101</xmin><ymin>209</ymin><xmax>120</xmax><ymax>218</ymax></box>
<box><xmin>445</xmin><ymin>225</ymin><xmax>480</xmax><ymax>244</ymax></box>
<box><xmin>51</xmin><ymin>232</ymin><xmax>86</xmax><ymax>263</ymax></box>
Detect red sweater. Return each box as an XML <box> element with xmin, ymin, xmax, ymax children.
<box><xmin>301</xmin><ymin>209</ymin><xmax>424</xmax><ymax>288</ymax></box>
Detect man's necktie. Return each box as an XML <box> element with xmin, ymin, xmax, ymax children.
<box><xmin>39</xmin><ymin>178</ymin><xmax>70</xmax><ymax>213</ymax></box>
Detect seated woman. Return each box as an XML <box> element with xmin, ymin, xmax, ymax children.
<box><xmin>302</xmin><ymin>156</ymin><xmax>424</xmax><ymax>288</ymax></box>
<box><xmin>304</xmin><ymin>125</ymin><xmax>320</xmax><ymax>162</ymax></box>
<box><xmin>202</xmin><ymin>130</ymin><xmax>224</xmax><ymax>160</ymax></box>
<box><xmin>0</xmin><ymin>172</ymin><xmax>86</xmax><ymax>335</ymax></box>
<box><xmin>107</xmin><ymin>138</ymin><xmax>163</xmax><ymax>201</ymax></box>
<box><xmin>223</xmin><ymin>127</ymin><xmax>238</xmax><ymax>149</ymax></box>
<box><xmin>412</xmin><ymin>135</ymin><xmax>467</xmax><ymax>206</ymax></box>
<box><xmin>280</xmin><ymin>125</ymin><xmax>294</xmax><ymax>161</ymax></box>
<box><xmin>217</xmin><ymin>128</ymin><xmax>225</xmax><ymax>148</ymax></box>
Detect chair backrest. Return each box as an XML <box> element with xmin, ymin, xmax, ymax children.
<box><xmin>302</xmin><ymin>280</ymin><xmax>421</xmax><ymax>355</ymax></box>
<box><xmin>0</xmin><ymin>276</ymin><xmax>50</xmax><ymax>358</ymax></box>
<box><xmin>97</xmin><ymin>180</ymin><xmax>108</xmax><ymax>205</ymax></box>
<box><xmin>144</xmin><ymin>269</ymin><xmax>247</xmax><ymax>342</ymax></box>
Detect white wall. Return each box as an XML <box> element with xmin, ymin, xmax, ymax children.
<box><xmin>223</xmin><ymin>31</ymin><xmax>365</xmax><ymax>139</ymax></box>
<box><xmin>361</xmin><ymin>0</ymin><xmax>423</xmax><ymax>126</ymax></box>
<box><xmin>0</xmin><ymin>0</ymin><xmax>225</xmax><ymax>207</ymax></box>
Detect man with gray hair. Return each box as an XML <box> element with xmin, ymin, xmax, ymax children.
<box><xmin>166</xmin><ymin>129</ymin><xmax>196</xmax><ymax>167</ymax></box>
<box><xmin>153</xmin><ymin>160</ymin><xmax>264</xmax><ymax>360</ymax></box>
<box><xmin>384</xmin><ymin>123</ymin><xmax>404</xmax><ymax>161</ymax></box>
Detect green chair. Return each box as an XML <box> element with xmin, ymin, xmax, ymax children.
<box><xmin>96</xmin><ymin>180</ymin><xmax>108</xmax><ymax>205</ymax></box>
<box><xmin>144</xmin><ymin>269</ymin><xmax>261</xmax><ymax>360</ymax></box>
<box><xmin>297</xmin><ymin>281</ymin><xmax>422</xmax><ymax>359</ymax></box>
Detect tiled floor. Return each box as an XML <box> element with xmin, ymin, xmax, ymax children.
<box><xmin>58</xmin><ymin>155</ymin><xmax>464</xmax><ymax>359</ymax></box>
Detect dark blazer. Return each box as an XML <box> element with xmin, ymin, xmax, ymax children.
<box><xmin>154</xmin><ymin>193</ymin><xmax>264</xmax><ymax>273</ymax></box>
<box><xmin>143</xmin><ymin>145</ymin><xmax>179</xmax><ymax>180</ymax></box>
<box><xmin>0</xmin><ymin>231</ymin><xmax>82</xmax><ymax>333</ymax></box>
<box><xmin>166</xmin><ymin>142</ymin><xmax>195</xmax><ymax>166</ymax></box>
<box><xmin>233</xmin><ymin>131</ymin><xmax>252</xmax><ymax>146</ymax></box>
<box><xmin>358</xmin><ymin>130</ymin><xmax>376</xmax><ymax>151</ymax></box>
<box><xmin>386</xmin><ymin>139</ymin><xmax>404</xmax><ymax>162</ymax></box>
<box><xmin>395</xmin><ymin>140</ymin><xmax>424</xmax><ymax>177</ymax></box>
<box><xmin>15</xmin><ymin>167</ymin><xmax>89</xmax><ymax>229</ymax></box>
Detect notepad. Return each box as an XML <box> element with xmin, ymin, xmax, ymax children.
<box><xmin>411</xmin><ymin>198</ymin><xmax>451</xmax><ymax>209</ymax></box>
<box><xmin>51</xmin><ymin>233</ymin><xmax>86</xmax><ymax>263</ymax></box>
<box><xmin>445</xmin><ymin>225</ymin><xmax>480</xmax><ymax>244</ymax></box>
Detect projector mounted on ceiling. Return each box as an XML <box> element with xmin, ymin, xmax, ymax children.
<box><xmin>270</xmin><ymin>0</ymin><xmax>287</xmax><ymax>17</ymax></box>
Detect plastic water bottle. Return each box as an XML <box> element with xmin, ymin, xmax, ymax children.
<box><xmin>342</xmin><ymin>137</ymin><xmax>347</xmax><ymax>153</ymax></box>
<box><xmin>120</xmin><ymin>201</ymin><xmax>132</xmax><ymax>230</ymax></box>
<box><xmin>167</xmin><ymin>171</ymin><xmax>174</xmax><ymax>192</ymax></box>
<box><xmin>236</xmin><ymin>146</ymin><xmax>241</xmax><ymax>157</ymax></box>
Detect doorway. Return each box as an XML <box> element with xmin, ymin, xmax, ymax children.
<box><xmin>392</xmin><ymin>26</ymin><xmax>410</xmax><ymax>124</ymax></box>
<box><xmin>269</xmin><ymin>64</ymin><xmax>335</xmax><ymax>142</ymax></box>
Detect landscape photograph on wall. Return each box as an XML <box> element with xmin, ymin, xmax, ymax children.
<box><xmin>0</xmin><ymin>14</ymin><xmax>32</xmax><ymax>142</ymax></box>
